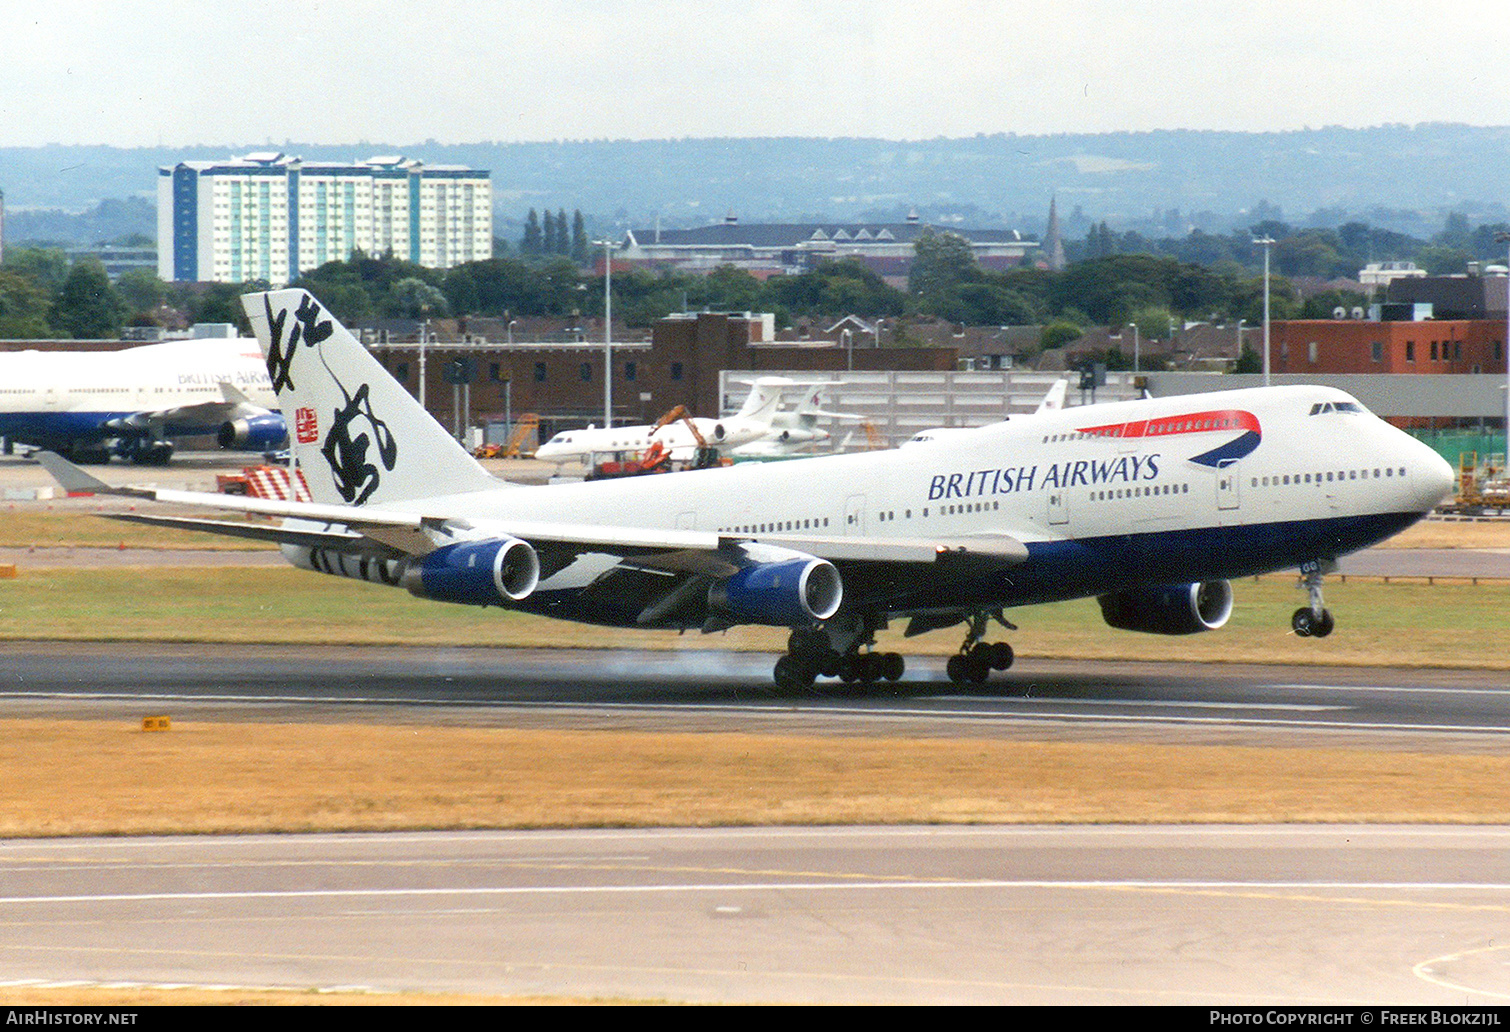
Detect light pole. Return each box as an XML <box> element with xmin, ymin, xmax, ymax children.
<box><xmin>1127</xmin><ymin>322</ymin><xmax>1140</xmax><ymax>374</ymax></box>
<box><xmin>419</xmin><ymin>318</ymin><xmax>429</xmax><ymax>411</ymax></box>
<box><xmin>507</xmin><ymin>319</ymin><xmax>518</xmax><ymax>345</ymax></box>
<box><xmin>594</xmin><ymin>238</ymin><xmax>617</xmax><ymax>427</ymax></box>
<box><xmin>1497</xmin><ymin>232</ymin><xmax>1510</xmax><ymax>465</ymax></box>
<box><xmin>1254</xmin><ymin>236</ymin><xmax>1276</xmax><ymax>386</ymax></box>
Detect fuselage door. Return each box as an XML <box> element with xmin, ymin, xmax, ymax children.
<box><xmin>1217</xmin><ymin>459</ymin><xmax>1241</xmax><ymax>512</ymax></box>
<box><xmin>844</xmin><ymin>494</ymin><xmax>867</xmax><ymax>536</ymax></box>
<box><xmin>1047</xmin><ymin>487</ymin><xmax>1069</xmax><ymax>526</ymax></box>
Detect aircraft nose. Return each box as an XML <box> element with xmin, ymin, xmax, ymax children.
<box><xmin>1415</xmin><ymin>443</ymin><xmax>1456</xmax><ymax>511</ymax></box>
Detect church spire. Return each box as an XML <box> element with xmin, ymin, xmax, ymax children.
<box><xmin>1043</xmin><ymin>194</ymin><xmax>1066</xmax><ymax>271</ymax></box>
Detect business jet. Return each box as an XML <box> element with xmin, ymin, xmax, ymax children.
<box><xmin>39</xmin><ymin>290</ymin><xmax>1455</xmax><ymax>692</ymax></box>
<box><xmin>903</xmin><ymin>378</ymin><xmax>1069</xmax><ymax>448</ymax></box>
<box><xmin>535</xmin><ymin>377</ymin><xmax>791</xmax><ymax>466</ymax></box>
<box><xmin>729</xmin><ymin>381</ymin><xmax>856</xmax><ymax>458</ymax></box>
<box><xmin>0</xmin><ymin>337</ymin><xmax>284</xmax><ymax>464</ymax></box>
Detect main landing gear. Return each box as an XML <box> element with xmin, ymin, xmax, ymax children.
<box><xmin>1291</xmin><ymin>561</ymin><xmax>1336</xmax><ymax>638</ymax></box>
<box><xmin>945</xmin><ymin>610</ymin><xmax>1017</xmax><ymax>686</ymax></box>
<box><xmin>772</xmin><ymin>619</ymin><xmax>906</xmax><ymax>694</ymax></box>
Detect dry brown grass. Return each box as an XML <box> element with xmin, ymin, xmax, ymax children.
<box><xmin>1377</xmin><ymin>519</ymin><xmax>1510</xmax><ymax>549</ymax></box>
<box><xmin>6</xmin><ymin>718</ymin><xmax>1510</xmax><ymax>838</ymax></box>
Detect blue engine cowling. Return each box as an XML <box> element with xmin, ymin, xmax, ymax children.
<box><xmin>402</xmin><ymin>538</ymin><xmax>541</xmax><ymax>606</ymax></box>
<box><xmin>1097</xmin><ymin>580</ymin><xmax>1233</xmax><ymax>635</ymax></box>
<box><xmin>218</xmin><ymin>413</ymin><xmax>289</xmax><ymax>451</ymax></box>
<box><xmin>707</xmin><ymin>556</ymin><xmax>843</xmax><ymax>626</ymax></box>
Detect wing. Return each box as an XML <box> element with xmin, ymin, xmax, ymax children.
<box><xmin>100</xmin><ymin>382</ymin><xmax>278</xmax><ymax>442</ymax></box>
<box><xmin>36</xmin><ymin>450</ymin><xmax>1028</xmax><ymax>588</ymax></box>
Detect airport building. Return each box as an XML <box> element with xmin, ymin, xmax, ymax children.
<box><xmin>157</xmin><ymin>153</ymin><xmax>492</xmax><ymax>286</ymax></box>
<box><xmin>617</xmin><ymin>213</ymin><xmax>1038</xmax><ymax>283</ymax></box>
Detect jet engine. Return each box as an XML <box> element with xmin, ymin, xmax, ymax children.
<box><xmin>707</xmin><ymin>553</ymin><xmax>843</xmax><ymax>626</ymax></box>
<box><xmin>1096</xmin><ymin>580</ymin><xmax>1234</xmax><ymax>635</ymax></box>
<box><xmin>401</xmin><ymin>537</ymin><xmax>541</xmax><ymax>606</ymax></box>
<box><xmin>217</xmin><ymin>413</ymin><xmax>289</xmax><ymax>451</ymax></box>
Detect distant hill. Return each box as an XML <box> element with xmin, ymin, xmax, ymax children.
<box><xmin>2</xmin><ymin>124</ymin><xmax>1507</xmax><ymax>244</ymax></box>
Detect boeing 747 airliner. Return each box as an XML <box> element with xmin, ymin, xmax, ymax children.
<box><xmin>1</xmin><ymin>337</ymin><xmax>283</xmax><ymax>464</ymax></box>
<box><xmin>40</xmin><ymin>290</ymin><xmax>1456</xmax><ymax>690</ymax></box>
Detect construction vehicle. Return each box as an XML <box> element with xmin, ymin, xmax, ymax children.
<box><xmin>585</xmin><ymin>405</ymin><xmax>730</xmax><ymax>480</ymax></box>
<box><xmin>473</xmin><ymin>414</ymin><xmax>539</xmax><ymax>459</ymax></box>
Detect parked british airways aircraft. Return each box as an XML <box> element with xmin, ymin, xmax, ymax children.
<box><xmin>39</xmin><ymin>290</ymin><xmax>1455</xmax><ymax>691</ymax></box>
<box><xmin>0</xmin><ymin>337</ymin><xmax>284</xmax><ymax>464</ymax></box>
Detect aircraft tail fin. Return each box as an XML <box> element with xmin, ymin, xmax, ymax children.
<box><xmin>241</xmin><ymin>289</ymin><xmax>497</xmax><ymax>507</ymax></box>
<box><xmin>1035</xmin><ymin>379</ymin><xmax>1069</xmax><ymax>414</ymax></box>
<box><xmin>734</xmin><ymin>376</ymin><xmax>793</xmax><ymax>423</ymax></box>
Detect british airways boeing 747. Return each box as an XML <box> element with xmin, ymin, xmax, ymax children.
<box><xmin>39</xmin><ymin>290</ymin><xmax>1455</xmax><ymax>690</ymax></box>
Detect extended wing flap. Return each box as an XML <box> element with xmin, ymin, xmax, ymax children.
<box><xmin>723</xmin><ymin>532</ymin><xmax>1029</xmax><ymax>565</ymax></box>
<box><xmin>107</xmin><ymin>512</ymin><xmax>394</xmax><ymax>555</ymax></box>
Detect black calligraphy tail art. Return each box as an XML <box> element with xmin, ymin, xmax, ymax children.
<box><xmin>263</xmin><ymin>293</ymin><xmax>337</xmax><ymax>393</ymax></box>
<box><xmin>320</xmin><ymin>365</ymin><xmax>399</xmax><ymax>505</ymax></box>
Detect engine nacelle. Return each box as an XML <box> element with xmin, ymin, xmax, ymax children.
<box><xmin>1097</xmin><ymin>580</ymin><xmax>1234</xmax><ymax>635</ymax></box>
<box><xmin>402</xmin><ymin>537</ymin><xmax>540</xmax><ymax>606</ymax></box>
<box><xmin>284</xmin><ymin>544</ymin><xmax>407</xmax><ymax>587</ymax></box>
<box><xmin>708</xmin><ymin>555</ymin><xmax>843</xmax><ymax>626</ymax></box>
<box><xmin>218</xmin><ymin>413</ymin><xmax>289</xmax><ymax>451</ymax></box>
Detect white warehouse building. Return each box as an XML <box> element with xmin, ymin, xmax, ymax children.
<box><xmin>158</xmin><ymin>153</ymin><xmax>492</xmax><ymax>286</ymax></box>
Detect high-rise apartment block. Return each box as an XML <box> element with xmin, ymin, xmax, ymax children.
<box><xmin>158</xmin><ymin>153</ymin><xmax>492</xmax><ymax>286</ymax></box>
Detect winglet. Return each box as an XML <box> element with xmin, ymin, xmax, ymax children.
<box><xmin>218</xmin><ymin>381</ymin><xmax>253</xmax><ymax>406</ymax></box>
<box><xmin>33</xmin><ymin>451</ymin><xmax>146</xmax><ymax>497</ymax></box>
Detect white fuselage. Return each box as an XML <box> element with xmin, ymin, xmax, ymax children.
<box><xmin>0</xmin><ymin>338</ymin><xmax>275</xmax><ymax>448</ymax></box>
<box><xmin>354</xmin><ymin>384</ymin><xmax>1452</xmax><ymax>617</ymax></box>
<box><xmin>535</xmin><ymin>416</ymin><xmax>769</xmax><ymax>464</ymax></box>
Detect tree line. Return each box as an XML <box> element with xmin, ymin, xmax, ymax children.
<box><xmin>4</xmin><ymin>209</ymin><xmax>1506</xmax><ymax>347</ymax></box>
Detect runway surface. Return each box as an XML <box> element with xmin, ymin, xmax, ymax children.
<box><xmin>2</xmin><ymin>641</ymin><xmax>1509</xmax><ymax>745</ymax></box>
<box><xmin>4</xmin><ymin>646</ymin><xmax>1510</xmax><ymax>1003</ymax></box>
<box><xmin>4</xmin><ymin>824</ymin><xmax>1510</xmax><ymax>1005</ymax></box>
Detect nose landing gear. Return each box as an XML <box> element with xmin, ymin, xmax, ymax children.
<box><xmin>1292</xmin><ymin>561</ymin><xmax>1336</xmax><ymax>638</ymax></box>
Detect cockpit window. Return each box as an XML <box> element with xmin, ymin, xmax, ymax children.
<box><xmin>1309</xmin><ymin>401</ymin><xmax>1364</xmax><ymax>415</ymax></box>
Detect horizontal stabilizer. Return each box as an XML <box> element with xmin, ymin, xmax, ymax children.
<box><xmin>107</xmin><ymin>513</ymin><xmax>389</xmax><ymax>555</ymax></box>
<box><xmin>33</xmin><ymin>451</ymin><xmax>146</xmax><ymax>497</ymax></box>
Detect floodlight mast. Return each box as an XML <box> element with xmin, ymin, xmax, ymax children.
<box><xmin>1254</xmin><ymin>236</ymin><xmax>1276</xmax><ymax>387</ymax></box>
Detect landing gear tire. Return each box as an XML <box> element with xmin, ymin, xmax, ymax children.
<box><xmin>1292</xmin><ymin>607</ymin><xmax>1335</xmax><ymax>638</ymax></box>
<box><xmin>946</xmin><ymin>650</ymin><xmax>990</xmax><ymax>686</ymax></box>
<box><xmin>987</xmin><ymin>642</ymin><xmax>1014</xmax><ymax>671</ymax></box>
<box><xmin>773</xmin><ymin>655</ymin><xmax>818</xmax><ymax>694</ymax></box>
<box><xmin>1293</xmin><ymin>562</ymin><xmax>1337</xmax><ymax>639</ymax></box>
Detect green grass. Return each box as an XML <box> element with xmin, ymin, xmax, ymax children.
<box><xmin>2</xmin><ymin>565</ymin><xmax>1506</xmax><ymax>668</ymax></box>
<box><xmin>0</xmin><ymin>510</ymin><xmax>273</xmax><ymax>550</ymax></box>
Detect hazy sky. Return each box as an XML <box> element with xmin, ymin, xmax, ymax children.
<box><xmin>4</xmin><ymin>0</ymin><xmax>1508</xmax><ymax>147</ymax></box>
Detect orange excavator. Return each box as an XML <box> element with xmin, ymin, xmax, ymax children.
<box><xmin>586</xmin><ymin>405</ymin><xmax>729</xmax><ymax>480</ymax></box>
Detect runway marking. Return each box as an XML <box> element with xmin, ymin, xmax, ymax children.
<box><xmin>1267</xmin><ymin>683</ymin><xmax>1510</xmax><ymax>697</ymax></box>
<box><xmin>1413</xmin><ymin>941</ymin><xmax>1510</xmax><ymax>1001</ymax></box>
<box><xmin>6</xmin><ymin>879</ymin><xmax>1510</xmax><ymax>908</ymax></box>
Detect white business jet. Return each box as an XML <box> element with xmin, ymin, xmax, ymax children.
<box><xmin>39</xmin><ymin>290</ymin><xmax>1454</xmax><ymax>691</ymax></box>
<box><xmin>534</xmin><ymin>377</ymin><xmax>791</xmax><ymax>466</ymax></box>
<box><xmin>902</xmin><ymin>378</ymin><xmax>1069</xmax><ymax>448</ymax></box>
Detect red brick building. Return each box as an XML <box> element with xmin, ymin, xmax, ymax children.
<box><xmin>1268</xmin><ymin>319</ymin><xmax>1506</xmax><ymax>376</ymax></box>
<box><xmin>369</xmin><ymin>311</ymin><xmax>957</xmax><ymax>436</ymax></box>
